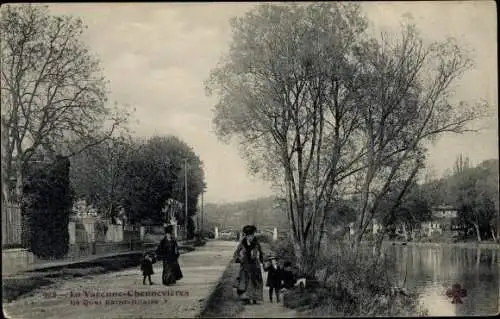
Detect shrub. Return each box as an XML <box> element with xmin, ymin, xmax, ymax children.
<box><xmin>201</xmin><ymin>230</ymin><xmax>215</xmax><ymax>239</ymax></box>
<box><xmin>23</xmin><ymin>156</ymin><xmax>72</xmax><ymax>259</ymax></box>
<box><xmin>255</xmin><ymin>234</ymin><xmax>272</xmax><ymax>244</ymax></box>
<box><xmin>269</xmin><ymin>238</ymin><xmax>296</xmax><ymax>264</ymax></box>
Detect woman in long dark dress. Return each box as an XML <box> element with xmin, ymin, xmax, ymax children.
<box><xmin>233</xmin><ymin>225</ymin><xmax>264</xmax><ymax>304</ymax></box>
<box><xmin>155</xmin><ymin>225</ymin><xmax>183</xmax><ymax>285</ymax></box>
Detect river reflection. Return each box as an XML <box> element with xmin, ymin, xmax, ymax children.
<box><xmin>384</xmin><ymin>244</ymin><xmax>499</xmax><ymax>316</ymax></box>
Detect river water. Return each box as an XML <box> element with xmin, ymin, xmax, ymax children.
<box><xmin>384</xmin><ymin>244</ymin><xmax>499</xmax><ymax>316</ymax></box>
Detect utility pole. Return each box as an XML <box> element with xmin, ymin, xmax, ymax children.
<box><xmin>184</xmin><ymin>159</ymin><xmax>188</xmax><ymax>240</ymax></box>
<box><xmin>201</xmin><ymin>189</ymin><xmax>204</xmax><ymax>237</ymax></box>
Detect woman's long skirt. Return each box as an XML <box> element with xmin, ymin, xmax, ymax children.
<box><xmin>236</xmin><ymin>262</ymin><xmax>263</xmax><ymax>302</ymax></box>
<box><xmin>162</xmin><ymin>260</ymin><xmax>183</xmax><ymax>285</ymax></box>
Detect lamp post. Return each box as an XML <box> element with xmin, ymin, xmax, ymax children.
<box><xmin>184</xmin><ymin>159</ymin><xmax>188</xmax><ymax>240</ymax></box>
<box><xmin>201</xmin><ymin>188</ymin><xmax>204</xmax><ymax>238</ymax></box>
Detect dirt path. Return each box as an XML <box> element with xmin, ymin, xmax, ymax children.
<box><xmin>3</xmin><ymin>241</ymin><xmax>237</xmax><ymax>319</ymax></box>
<box><xmin>237</xmin><ymin>270</ymin><xmax>298</xmax><ymax>318</ymax></box>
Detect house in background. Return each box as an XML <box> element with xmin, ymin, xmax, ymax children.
<box><xmin>432</xmin><ymin>205</ymin><xmax>458</xmax><ymax>219</ymax></box>
<box><xmin>421</xmin><ymin>205</ymin><xmax>460</xmax><ymax>237</ymax></box>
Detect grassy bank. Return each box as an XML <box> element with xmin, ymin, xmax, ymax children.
<box><xmin>197</xmin><ymin>261</ymin><xmax>244</xmax><ymax>318</ymax></box>
<box><xmin>2</xmin><ymin>245</ymin><xmax>196</xmax><ymax>303</ymax></box>
<box><xmin>269</xmin><ymin>239</ymin><xmax>428</xmax><ymax>317</ymax></box>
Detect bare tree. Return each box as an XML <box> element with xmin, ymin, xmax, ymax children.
<box><xmin>207</xmin><ymin>2</ymin><xmax>370</xmax><ymax>275</ymax></box>
<box><xmin>206</xmin><ymin>3</ymin><xmax>485</xmax><ymax>275</ymax></box>
<box><xmin>453</xmin><ymin>153</ymin><xmax>471</xmax><ymax>174</ymax></box>
<box><xmin>0</xmin><ymin>4</ymin><xmax>130</xmax><ymax>203</ymax></box>
<box><xmin>348</xmin><ymin>24</ymin><xmax>485</xmax><ymax>249</ymax></box>
<box><xmin>69</xmin><ymin>134</ymin><xmax>135</xmax><ymax>219</ymax></box>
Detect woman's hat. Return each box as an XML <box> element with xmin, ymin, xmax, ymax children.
<box><xmin>165</xmin><ymin>224</ymin><xmax>174</xmax><ymax>234</ymax></box>
<box><xmin>242</xmin><ymin>225</ymin><xmax>257</xmax><ymax>235</ymax></box>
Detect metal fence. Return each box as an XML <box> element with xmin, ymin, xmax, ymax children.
<box><xmin>2</xmin><ymin>201</ymin><xmax>22</xmax><ymax>247</ymax></box>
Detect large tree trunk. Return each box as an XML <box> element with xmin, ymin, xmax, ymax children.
<box><xmin>1</xmin><ymin>118</ymin><xmax>12</xmax><ymax>203</ymax></box>
<box><xmin>15</xmin><ymin>167</ymin><xmax>24</xmax><ymax>202</ymax></box>
<box><xmin>15</xmin><ymin>162</ymin><xmax>31</xmax><ymax>249</ymax></box>
<box><xmin>292</xmin><ymin>237</ymin><xmax>315</xmax><ymax>278</ymax></box>
<box><xmin>1</xmin><ymin>175</ymin><xmax>11</xmax><ymax>203</ymax></box>
<box><xmin>373</xmin><ymin>227</ymin><xmax>386</xmax><ymax>258</ymax></box>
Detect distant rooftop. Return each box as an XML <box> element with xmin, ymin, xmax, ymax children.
<box><xmin>432</xmin><ymin>205</ymin><xmax>457</xmax><ymax>211</ymax></box>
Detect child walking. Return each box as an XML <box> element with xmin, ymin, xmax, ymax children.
<box><xmin>140</xmin><ymin>252</ymin><xmax>156</xmax><ymax>285</ymax></box>
<box><xmin>264</xmin><ymin>255</ymin><xmax>282</xmax><ymax>303</ymax></box>
<box><xmin>281</xmin><ymin>261</ymin><xmax>297</xmax><ymax>289</ymax></box>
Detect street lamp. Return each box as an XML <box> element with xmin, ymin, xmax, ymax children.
<box><xmin>184</xmin><ymin>159</ymin><xmax>188</xmax><ymax>240</ymax></box>
<box><xmin>201</xmin><ymin>186</ymin><xmax>205</xmax><ymax>238</ymax></box>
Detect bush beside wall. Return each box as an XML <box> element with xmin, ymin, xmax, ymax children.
<box><xmin>22</xmin><ymin>156</ymin><xmax>72</xmax><ymax>259</ymax></box>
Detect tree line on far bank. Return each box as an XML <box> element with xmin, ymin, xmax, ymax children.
<box><xmin>329</xmin><ymin>155</ymin><xmax>499</xmax><ymax>243</ymax></box>
<box><xmin>428</xmin><ymin>156</ymin><xmax>498</xmax><ymax>242</ymax></box>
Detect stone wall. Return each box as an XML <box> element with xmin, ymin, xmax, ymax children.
<box><xmin>105</xmin><ymin>224</ymin><xmax>124</xmax><ymax>242</ymax></box>
<box><xmin>3</xmin><ymin>222</ymin><xmax>136</xmax><ymax>275</ymax></box>
<box><xmin>68</xmin><ymin>220</ymin><xmax>125</xmax><ymax>244</ymax></box>
<box><xmin>2</xmin><ymin>248</ymin><xmax>35</xmax><ymax>274</ymax></box>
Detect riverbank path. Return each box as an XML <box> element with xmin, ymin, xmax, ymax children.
<box><xmin>3</xmin><ymin>240</ymin><xmax>238</xmax><ymax>319</ymax></box>
<box><xmin>237</xmin><ymin>270</ymin><xmax>298</xmax><ymax>318</ymax></box>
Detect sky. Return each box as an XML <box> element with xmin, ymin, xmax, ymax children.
<box><xmin>45</xmin><ymin>2</ymin><xmax>498</xmax><ymax>204</ymax></box>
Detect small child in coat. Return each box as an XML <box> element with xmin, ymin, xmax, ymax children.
<box><xmin>140</xmin><ymin>252</ymin><xmax>156</xmax><ymax>285</ymax></box>
<box><xmin>264</xmin><ymin>255</ymin><xmax>282</xmax><ymax>303</ymax></box>
<box><xmin>281</xmin><ymin>261</ymin><xmax>297</xmax><ymax>290</ymax></box>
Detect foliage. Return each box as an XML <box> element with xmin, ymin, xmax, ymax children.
<box><xmin>70</xmin><ymin>134</ymin><xmax>206</xmax><ymax>226</ymax></box>
<box><xmin>71</xmin><ymin>199</ymin><xmax>98</xmax><ymax>217</ymax></box>
<box><xmin>187</xmin><ymin>216</ymin><xmax>196</xmax><ymax>239</ymax></box>
<box><xmin>325</xmin><ymin>198</ymin><xmax>358</xmax><ymax>228</ymax></box>
<box><xmin>22</xmin><ymin>156</ymin><xmax>72</xmax><ymax>258</ymax></box>
<box><xmin>204</xmin><ymin>230</ymin><xmax>215</xmax><ymax>239</ymax></box>
<box><xmin>280</xmin><ymin>239</ymin><xmax>428</xmax><ymax>316</ymax></box>
<box><xmin>255</xmin><ymin>233</ymin><xmax>272</xmax><ymax>245</ymax></box>
<box><xmin>380</xmin><ymin>181</ymin><xmax>433</xmax><ymax>238</ymax></box>
<box><xmin>0</xmin><ymin>4</ymin><xmax>130</xmax><ymax>203</ymax></box>
<box><xmin>206</xmin><ymin>2</ymin><xmax>484</xmax><ymax>275</ymax></box>
<box><xmin>119</xmin><ymin>135</ymin><xmax>206</xmax><ymax>225</ymax></box>
<box><xmin>444</xmin><ymin>158</ymin><xmax>498</xmax><ymax>241</ymax></box>
<box><xmin>269</xmin><ymin>237</ymin><xmax>297</xmax><ymax>265</ymax></box>
<box><xmin>69</xmin><ymin>135</ymin><xmax>134</xmax><ymax>220</ymax></box>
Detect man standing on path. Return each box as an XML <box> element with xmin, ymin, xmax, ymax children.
<box><xmin>156</xmin><ymin>224</ymin><xmax>183</xmax><ymax>285</ymax></box>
